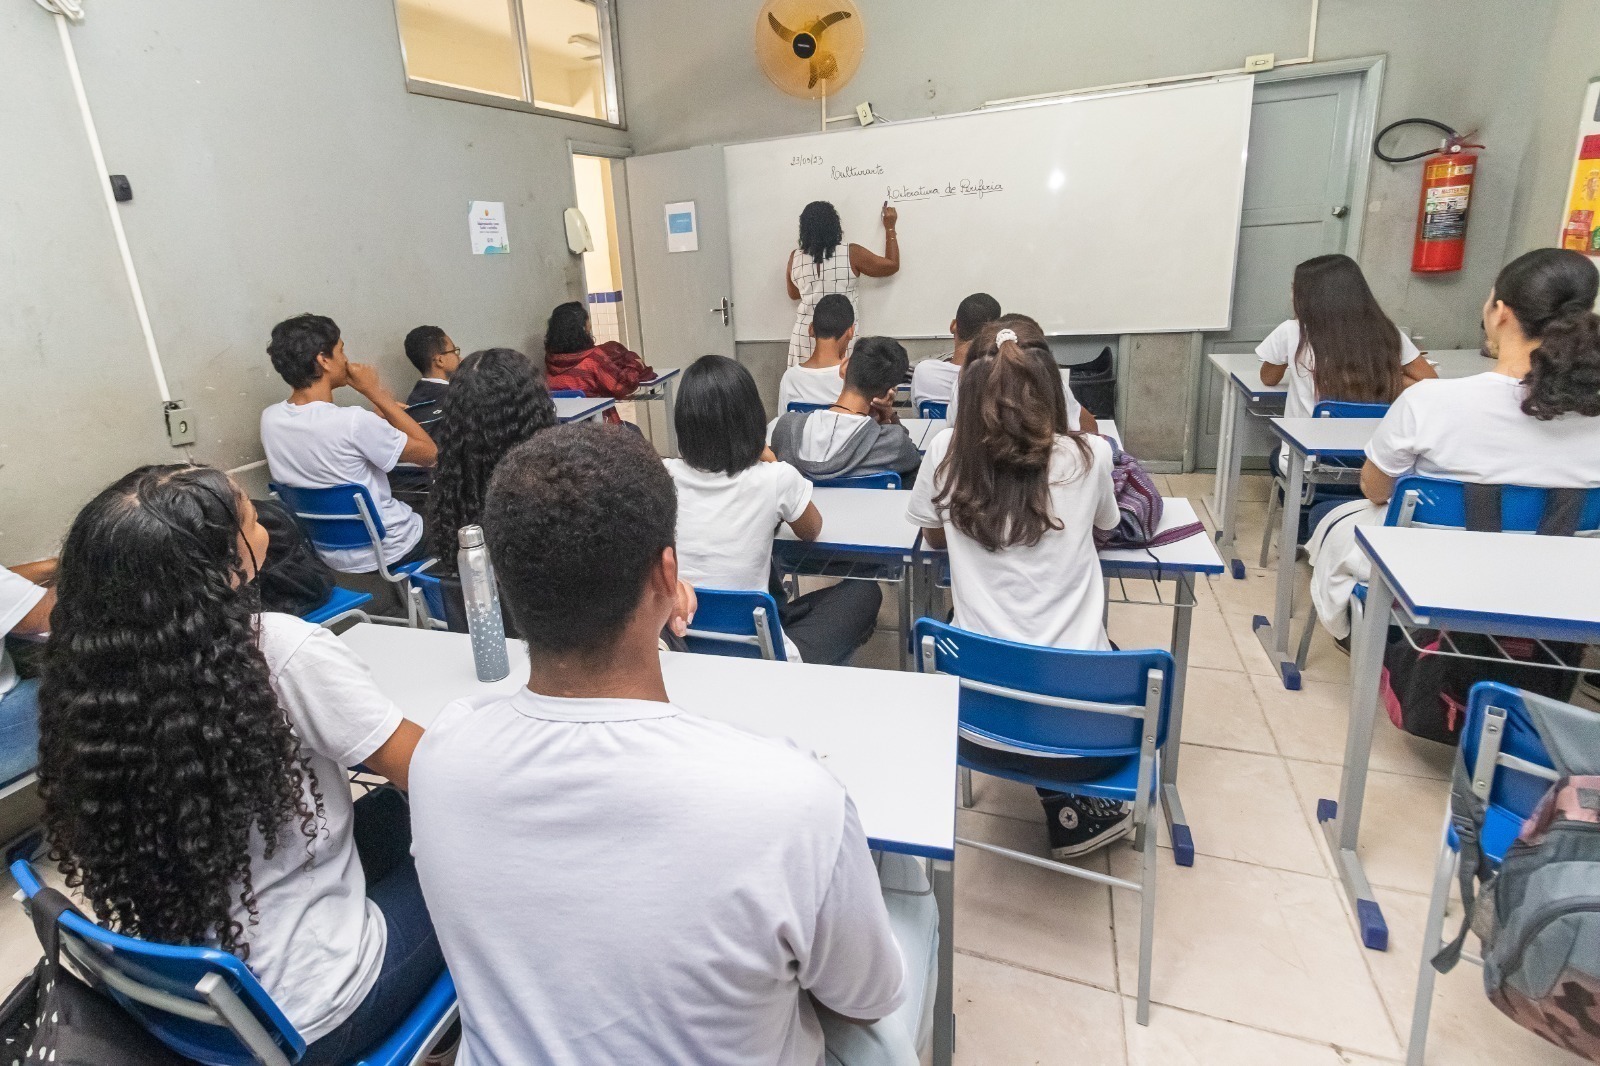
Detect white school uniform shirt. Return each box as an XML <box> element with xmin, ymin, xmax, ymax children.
<box><xmin>409</xmin><ymin>688</ymin><xmax>907</xmax><ymax>1066</ymax></box>
<box><xmin>1365</xmin><ymin>372</ymin><xmax>1600</xmax><ymax>486</ymax></box>
<box><xmin>260</xmin><ymin>400</ymin><xmax>423</xmax><ymax>573</ymax></box>
<box><xmin>1256</xmin><ymin>319</ymin><xmax>1423</xmax><ymax>419</ymax></box>
<box><xmin>909</xmin><ymin>355</ymin><xmax>960</xmax><ymax>410</ymax></box>
<box><xmin>245</xmin><ymin>613</ymin><xmax>406</xmax><ymax>1043</ymax></box>
<box><xmin>907</xmin><ymin>429</ymin><xmax>1120</xmax><ymax>650</ymax></box>
<box><xmin>0</xmin><ymin>570</ymin><xmax>44</xmax><ymax>699</ymax></box>
<box><xmin>946</xmin><ymin>368</ymin><xmax>1083</xmax><ymax>431</ymax></box>
<box><xmin>778</xmin><ymin>363</ymin><xmax>846</xmax><ymax>413</ymax></box>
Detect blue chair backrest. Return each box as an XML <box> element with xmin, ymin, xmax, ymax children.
<box><xmin>1460</xmin><ymin>682</ymin><xmax>1558</xmax><ymax>833</ymax></box>
<box><xmin>9</xmin><ymin>857</ymin><xmax>304</xmax><ymax>1065</ymax></box>
<box><xmin>1313</xmin><ymin>400</ymin><xmax>1389</xmax><ymax>419</ymax></box>
<box><xmin>811</xmin><ymin>471</ymin><xmax>902</xmax><ymax>489</ymax></box>
<box><xmin>1384</xmin><ymin>475</ymin><xmax>1600</xmax><ymax>532</ymax></box>
<box><xmin>549</xmin><ymin>389</ymin><xmax>585</xmax><ymax>399</ymax></box>
<box><xmin>269</xmin><ymin>482</ymin><xmax>388</xmax><ymax>554</ymax></box>
<box><xmin>786</xmin><ymin>401</ymin><xmax>832</xmax><ymax>413</ymax></box>
<box><xmin>917</xmin><ymin>400</ymin><xmax>948</xmax><ymax>419</ymax></box>
<box><xmin>914</xmin><ymin>619</ymin><xmax>1173</xmax><ymax>758</ymax></box>
<box><xmin>683</xmin><ymin>588</ymin><xmax>789</xmax><ymax>661</ymax></box>
<box><xmin>410</xmin><ymin>569</ymin><xmax>449</xmax><ymax>624</ymax></box>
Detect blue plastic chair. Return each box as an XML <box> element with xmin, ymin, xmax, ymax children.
<box><xmin>914</xmin><ymin>618</ymin><xmax>1173</xmax><ymax>1025</ymax></box>
<box><xmin>916</xmin><ymin>400</ymin><xmax>948</xmax><ymax>419</ymax></box>
<box><xmin>301</xmin><ymin>585</ymin><xmax>374</xmax><ymax>628</ymax></box>
<box><xmin>682</xmin><ymin>588</ymin><xmax>790</xmax><ymax>661</ymax></box>
<box><xmin>1406</xmin><ymin>683</ymin><xmax>1561</xmax><ymax>1064</ymax></box>
<box><xmin>548</xmin><ymin>389</ymin><xmax>585</xmax><ymax>399</ymax></box>
<box><xmin>1314</xmin><ymin>400</ymin><xmax>1390</xmax><ymax>419</ymax></box>
<box><xmin>409</xmin><ymin>569</ymin><xmax>450</xmax><ymax>629</ymax></box>
<box><xmin>786</xmin><ymin>401</ymin><xmax>832</xmax><ymax>413</ymax></box>
<box><xmin>8</xmin><ymin>855</ymin><xmax>457</xmax><ymax>1066</ymax></box>
<box><xmin>810</xmin><ymin>471</ymin><xmax>902</xmax><ymax>490</ymax></box>
<box><xmin>1260</xmin><ymin>399</ymin><xmax>1385</xmax><ymax>566</ymax></box>
<box><xmin>269</xmin><ymin>482</ymin><xmax>434</xmax><ymax>628</ymax></box>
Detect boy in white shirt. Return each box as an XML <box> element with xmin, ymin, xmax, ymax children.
<box><xmin>260</xmin><ymin>314</ymin><xmax>437</xmax><ymax>615</ymax></box>
<box><xmin>909</xmin><ymin>292</ymin><xmax>1000</xmax><ymax>414</ymax></box>
<box><xmin>777</xmin><ymin>293</ymin><xmax>855</xmax><ymax>415</ymax></box>
<box><xmin>409</xmin><ymin>426</ymin><xmax>908</xmax><ymax>1065</ymax></box>
<box><xmin>0</xmin><ymin>561</ymin><xmax>53</xmax><ymax>785</ymax></box>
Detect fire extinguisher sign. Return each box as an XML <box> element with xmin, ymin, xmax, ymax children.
<box><xmin>1422</xmin><ymin>177</ymin><xmax>1472</xmax><ymax>241</ymax></box>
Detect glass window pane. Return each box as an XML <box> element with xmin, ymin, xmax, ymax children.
<box><xmin>522</xmin><ymin>0</ymin><xmax>609</xmax><ymax>121</ymax></box>
<box><xmin>397</xmin><ymin>0</ymin><xmax>526</xmax><ymax>101</ymax></box>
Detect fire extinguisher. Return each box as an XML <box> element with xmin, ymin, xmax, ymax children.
<box><xmin>1375</xmin><ymin>119</ymin><xmax>1486</xmax><ymax>274</ymax></box>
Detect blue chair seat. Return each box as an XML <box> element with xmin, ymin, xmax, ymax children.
<box><xmin>302</xmin><ymin>586</ymin><xmax>374</xmax><ymax>627</ymax></box>
<box><xmin>351</xmin><ymin>970</ymin><xmax>457</xmax><ymax>1066</ymax></box>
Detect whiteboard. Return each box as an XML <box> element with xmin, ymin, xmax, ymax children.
<box><xmin>725</xmin><ymin>76</ymin><xmax>1254</xmax><ymax>341</ymax></box>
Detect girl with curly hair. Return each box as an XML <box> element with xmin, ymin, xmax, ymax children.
<box><xmin>39</xmin><ymin>464</ymin><xmax>438</xmax><ymax>1064</ymax></box>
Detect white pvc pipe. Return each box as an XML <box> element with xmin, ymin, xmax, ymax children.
<box><xmin>54</xmin><ymin>12</ymin><xmax>172</xmax><ymax>403</ymax></box>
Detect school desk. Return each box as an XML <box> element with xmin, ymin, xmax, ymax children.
<box><xmin>553</xmin><ymin>396</ymin><xmax>616</xmax><ymax>423</ymax></box>
<box><xmin>630</xmin><ymin>368</ymin><xmax>681</xmax><ymax>454</ymax></box>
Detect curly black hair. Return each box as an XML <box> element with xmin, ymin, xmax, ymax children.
<box><xmin>1493</xmin><ymin>248</ymin><xmax>1600</xmax><ymax>421</ymax></box>
<box><xmin>267</xmin><ymin>313</ymin><xmax>340</xmax><ymax>390</ymax></box>
<box><xmin>798</xmin><ymin>200</ymin><xmax>843</xmax><ymax>272</ymax></box>
<box><xmin>544</xmin><ymin>301</ymin><xmax>596</xmax><ymax>356</ymax></box>
<box><xmin>39</xmin><ymin>464</ymin><xmax>323</xmax><ymax>957</ymax></box>
<box><xmin>425</xmin><ymin>348</ymin><xmax>558</xmax><ymax>563</ymax></box>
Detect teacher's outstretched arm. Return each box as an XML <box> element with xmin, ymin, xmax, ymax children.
<box><xmin>849</xmin><ymin>203</ymin><xmax>900</xmax><ymax>278</ymax></box>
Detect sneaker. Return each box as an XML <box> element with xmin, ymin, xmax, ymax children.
<box><xmin>1042</xmin><ymin>794</ymin><xmax>1133</xmax><ymax>859</ymax></box>
<box><xmin>423</xmin><ymin>1020</ymin><xmax>462</xmax><ymax>1066</ymax></box>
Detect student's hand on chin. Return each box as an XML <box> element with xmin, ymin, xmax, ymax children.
<box><xmin>346</xmin><ymin>361</ymin><xmax>381</xmax><ymax>395</ymax></box>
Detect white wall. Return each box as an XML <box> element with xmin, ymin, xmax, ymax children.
<box><xmin>1</xmin><ymin>0</ymin><xmax>627</xmax><ymax>562</ymax></box>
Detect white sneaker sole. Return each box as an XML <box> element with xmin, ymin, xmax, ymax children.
<box><xmin>1050</xmin><ymin>814</ymin><xmax>1135</xmax><ymax>860</ymax></box>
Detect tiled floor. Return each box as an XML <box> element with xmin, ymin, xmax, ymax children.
<box><xmin>0</xmin><ymin>474</ymin><xmax>1582</xmax><ymax>1064</ymax></box>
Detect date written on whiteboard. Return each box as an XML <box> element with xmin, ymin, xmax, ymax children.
<box><xmin>790</xmin><ymin>154</ymin><xmax>823</xmax><ymax>167</ymax></box>
<box><xmin>886</xmin><ymin>178</ymin><xmax>1007</xmax><ymax>202</ymax></box>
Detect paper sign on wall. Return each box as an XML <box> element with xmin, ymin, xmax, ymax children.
<box><xmin>469</xmin><ymin>201</ymin><xmax>509</xmax><ymax>255</ymax></box>
<box><xmin>665</xmin><ymin>201</ymin><xmax>698</xmax><ymax>253</ymax></box>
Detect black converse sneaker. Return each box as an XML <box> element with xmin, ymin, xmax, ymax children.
<box><xmin>1042</xmin><ymin>794</ymin><xmax>1134</xmax><ymax>859</ymax></box>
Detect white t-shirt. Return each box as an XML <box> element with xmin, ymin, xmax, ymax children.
<box><xmin>0</xmin><ymin>570</ymin><xmax>44</xmax><ymax>699</ymax></box>
<box><xmin>778</xmin><ymin>363</ymin><xmax>846</xmax><ymax>413</ymax></box>
<box><xmin>667</xmin><ymin>459</ymin><xmax>813</xmax><ymax>593</ymax></box>
<box><xmin>247</xmin><ymin>613</ymin><xmax>406</xmax><ymax>1043</ymax></box>
<box><xmin>410</xmin><ymin>687</ymin><xmax>907</xmax><ymax>1066</ymax></box>
<box><xmin>260</xmin><ymin>401</ymin><xmax>423</xmax><ymax>573</ymax></box>
<box><xmin>909</xmin><ymin>356</ymin><xmax>960</xmax><ymax>410</ymax></box>
<box><xmin>947</xmin><ymin>368</ymin><xmax>1083</xmax><ymax>431</ymax></box>
<box><xmin>1366</xmin><ymin>372</ymin><xmax>1600</xmax><ymax>487</ymax></box>
<box><xmin>907</xmin><ymin>429</ymin><xmax>1120</xmax><ymax>650</ymax></box>
<box><xmin>1256</xmin><ymin>319</ymin><xmax>1423</xmax><ymax>419</ymax></box>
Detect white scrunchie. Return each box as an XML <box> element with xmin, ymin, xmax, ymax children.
<box><xmin>994</xmin><ymin>328</ymin><xmax>1018</xmax><ymax>346</ymax></box>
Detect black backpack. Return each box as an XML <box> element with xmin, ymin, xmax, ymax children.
<box><xmin>252</xmin><ymin>497</ymin><xmax>336</xmax><ymax>617</ymax></box>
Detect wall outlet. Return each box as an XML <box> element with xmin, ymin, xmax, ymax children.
<box><xmin>1244</xmin><ymin>53</ymin><xmax>1276</xmax><ymax>73</ymax></box>
<box><xmin>855</xmin><ymin>101</ymin><xmax>875</xmax><ymax>126</ymax></box>
<box><xmin>164</xmin><ymin>401</ymin><xmax>197</xmax><ymax>447</ymax></box>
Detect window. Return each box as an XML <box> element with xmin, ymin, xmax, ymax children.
<box><xmin>395</xmin><ymin>0</ymin><xmax>622</xmax><ymax>125</ymax></box>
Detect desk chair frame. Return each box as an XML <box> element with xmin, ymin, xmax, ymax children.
<box><xmin>684</xmin><ymin>604</ymin><xmax>782</xmax><ymax>661</ymax></box>
<box><xmin>916</xmin><ymin>401</ymin><xmax>948</xmax><ymax>420</ymax></box>
<box><xmin>681</xmin><ymin>589</ymin><xmax>790</xmax><ymax>662</ymax></box>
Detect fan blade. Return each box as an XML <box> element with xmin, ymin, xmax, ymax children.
<box><xmin>767</xmin><ymin>12</ymin><xmax>796</xmax><ymax>42</ymax></box>
<box><xmin>816</xmin><ymin>52</ymin><xmax>839</xmax><ymax>81</ymax></box>
<box><xmin>807</xmin><ymin>59</ymin><xmax>818</xmax><ymax>89</ymax></box>
<box><xmin>805</xmin><ymin>10</ymin><xmax>852</xmax><ymax>36</ymax></box>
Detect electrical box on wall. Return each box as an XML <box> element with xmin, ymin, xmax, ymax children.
<box><xmin>1244</xmin><ymin>53</ymin><xmax>1276</xmax><ymax>73</ymax></box>
<box><xmin>164</xmin><ymin>401</ymin><xmax>196</xmax><ymax>447</ymax></box>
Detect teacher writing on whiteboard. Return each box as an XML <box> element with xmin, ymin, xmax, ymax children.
<box><xmin>785</xmin><ymin>200</ymin><xmax>901</xmax><ymax>367</ymax></box>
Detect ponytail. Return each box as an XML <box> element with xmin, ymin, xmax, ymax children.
<box><xmin>1493</xmin><ymin>248</ymin><xmax>1600</xmax><ymax>420</ymax></box>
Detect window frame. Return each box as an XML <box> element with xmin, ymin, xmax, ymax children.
<box><xmin>392</xmin><ymin>0</ymin><xmax>626</xmax><ymax>129</ymax></box>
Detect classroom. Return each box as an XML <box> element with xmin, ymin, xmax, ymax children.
<box><xmin>5</xmin><ymin>0</ymin><xmax>1600</xmax><ymax>1062</ymax></box>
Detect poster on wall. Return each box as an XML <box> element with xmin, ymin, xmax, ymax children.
<box><xmin>664</xmin><ymin>201</ymin><xmax>698</xmax><ymax>253</ymax></box>
<box><xmin>1559</xmin><ymin>79</ymin><xmax>1600</xmax><ymax>259</ymax></box>
<box><xmin>469</xmin><ymin>201</ymin><xmax>509</xmax><ymax>255</ymax></box>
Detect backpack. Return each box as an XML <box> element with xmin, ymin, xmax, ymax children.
<box><xmin>1434</xmin><ymin>690</ymin><xmax>1600</xmax><ymax>1060</ymax></box>
<box><xmin>252</xmin><ymin>497</ymin><xmax>337</xmax><ymax>617</ymax></box>
<box><xmin>1379</xmin><ymin>484</ymin><xmax>1585</xmax><ymax>744</ymax></box>
<box><xmin>1092</xmin><ymin>439</ymin><xmax>1204</xmax><ymax>551</ymax></box>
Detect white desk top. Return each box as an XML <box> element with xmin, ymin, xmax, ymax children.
<box><xmin>1210</xmin><ymin>347</ymin><xmax>1492</xmax><ymax>401</ymax></box>
<box><xmin>553</xmin><ymin>396</ymin><xmax>616</xmax><ymax>422</ymax></box>
<box><xmin>340</xmin><ymin>624</ymin><xmax>959</xmax><ymax>859</ymax></box>
<box><xmin>777</xmin><ymin>486</ymin><xmax>921</xmax><ymax>556</ymax></box>
<box><xmin>633</xmin><ymin>368</ymin><xmax>681</xmax><ymax>391</ymax></box>
<box><xmin>901</xmin><ymin>419</ymin><xmax>1120</xmax><ymax>452</ymax></box>
<box><xmin>1271</xmin><ymin>417</ymin><xmax>1383</xmax><ymax>457</ymax></box>
<box><xmin>1356</xmin><ymin>526</ymin><xmax>1600</xmax><ymax>643</ymax></box>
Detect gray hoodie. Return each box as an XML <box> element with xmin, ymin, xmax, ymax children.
<box><xmin>769</xmin><ymin>410</ymin><xmax>922</xmax><ymax>482</ymax></box>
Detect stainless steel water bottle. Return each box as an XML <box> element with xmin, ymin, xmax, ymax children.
<box><xmin>457</xmin><ymin>525</ymin><xmax>509</xmax><ymax>683</ymax></box>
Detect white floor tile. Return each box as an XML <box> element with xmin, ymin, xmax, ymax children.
<box><xmin>1253</xmin><ymin>674</ymin><xmax>1454</xmax><ymax>782</ymax></box>
<box><xmin>953</xmin><ymin>953</ymin><xmax>1127</xmax><ymax>1066</ymax></box>
<box><xmin>1165</xmin><ymin>744</ymin><xmax>1327</xmax><ymax>876</ymax></box>
<box><xmin>1122</xmin><ymin>998</ymin><xmax>1362</xmax><ymax>1065</ymax></box>
<box><xmin>1284</xmin><ymin>760</ymin><xmax>1451</xmax><ymax>896</ymax></box>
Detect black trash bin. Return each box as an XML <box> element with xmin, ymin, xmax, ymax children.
<box><xmin>1068</xmin><ymin>345</ymin><xmax>1116</xmax><ymax>419</ymax></box>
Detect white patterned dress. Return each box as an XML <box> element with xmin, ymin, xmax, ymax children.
<box><xmin>787</xmin><ymin>242</ymin><xmax>859</xmax><ymax>367</ymax></box>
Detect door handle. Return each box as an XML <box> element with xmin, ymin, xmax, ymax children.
<box><xmin>708</xmin><ymin>298</ymin><xmax>731</xmax><ymax>326</ymax></box>
<box><xmin>1331</xmin><ymin>205</ymin><xmax>1350</xmax><ymax>218</ymax></box>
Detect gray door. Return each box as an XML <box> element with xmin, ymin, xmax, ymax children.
<box><xmin>622</xmin><ymin>146</ymin><xmax>735</xmax><ymax>367</ymax></box>
<box><xmin>1198</xmin><ymin>70</ymin><xmax>1366</xmax><ymax>468</ymax></box>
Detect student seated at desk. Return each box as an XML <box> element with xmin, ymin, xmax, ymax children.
<box><xmin>907</xmin><ymin>318</ymin><xmax>1128</xmax><ymax>858</ymax></box>
<box><xmin>777</xmin><ymin>293</ymin><xmax>854</xmax><ymax>413</ymax></box>
<box><xmin>1309</xmin><ymin>248</ymin><xmax>1600</xmax><ymax>637</ymax></box>
<box><xmin>542</xmin><ymin>301</ymin><xmax>654</xmax><ymax>421</ymax></box>
<box><xmin>944</xmin><ymin>314</ymin><xmax>1097</xmax><ymax>435</ymax></box>
<box><xmin>0</xmin><ymin>559</ymin><xmax>54</xmax><ymax>785</ymax></box>
<box><xmin>410</xmin><ymin>426</ymin><xmax>908</xmax><ymax>1065</ymax></box>
<box><xmin>668</xmin><ymin>354</ymin><xmax>881</xmax><ymax>666</ymax></box>
<box><xmin>38</xmin><ymin>465</ymin><xmax>436</xmax><ymax>1066</ymax></box>
<box><xmin>770</xmin><ymin>336</ymin><xmax>921</xmax><ymax>485</ymax></box>
<box><xmin>401</xmin><ymin>325</ymin><xmax>461</xmax><ymax>426</ymax></box>
<box><xmin>909</xmin><ymin>291</ymin><xmax>1000</xmax><ymax>412</ymax></box>
<box><xmin>260</xmin><ymin>314</ymin><xmax>437</xmax><ymax>615</ymax></box>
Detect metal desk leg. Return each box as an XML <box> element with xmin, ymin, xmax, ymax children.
<box><xmin>932</xmin><ymin>857</ymin><xmax>955</xmax><ymax>1066</ymax></box>
<box><xmin>1207</xmin><ymin>379</ymin><xmax>1235</xmax><ymax>525</ymax></box>
<box><xmin>1318</xmin><ymin>571</ymin><xmax>1394</xmax><ymax>951</ymax></box>
<box><xmin>662</xmin><ymin>375</ymin><xmax>678</xmax><ymax>457</ymax></box>
<box><xmin>1162</xmin><ymin>574</ymin><xmax>1196</xmax><ymax>866</ymax></box>
<box><xmin>897</xmin><ymin>561</ymin><xmax>913</xmax><ymax>671</ymax></box>
<box><xmin>1215</xmin><ymin>385</ymin><xmax>1249</xmax><ymax>580</ymax></box>
<box><xmin>1253</xmin><ymin>444</ymin><xmax>1305</xmax><ymax>690</ymax></box>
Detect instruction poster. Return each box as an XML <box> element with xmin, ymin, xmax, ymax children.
<box><xmin>665</xmin><ymin>201</ymin><xmax>698</xmax><ymax>253</ymax></box>
<box><xmin>469</xmin><ymin>201</ymin><xmax>509</xmax><ymax>255</ymax></box>
<box><xmin>1560</xmin><ymin>80</ymin><xmax>1600</xmax><ymax>259</ymax></box>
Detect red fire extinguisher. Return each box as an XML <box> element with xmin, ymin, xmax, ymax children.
<box><xmin>1376</xmin><ymin>119</ymin><xmax>1486</xmax><ymax>274</ymax></box>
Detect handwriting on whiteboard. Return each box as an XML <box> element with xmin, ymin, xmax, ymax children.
<box><xmin>886</xmin><ymin>178</ymin><xmax>1007</xmax><ymax>202</ymax></box>
<box><xmin>831</xmin><ymin>164</ymin><xmax>885</xmax><ymax>180</ymax></box>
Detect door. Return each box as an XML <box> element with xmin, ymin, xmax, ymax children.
<box><xmin>571</xmin><ymin>154</ymin><xmax>633</xmax><ymax>347</ymax></box>
<box><xmin>1197</xmin><ymin>70</ymin><xmax>1367</xmax><ymax>468</ymax></box>
<box><xmin>622</xmin><ymin>145</ymin><xmax>735</xmax><ymax>366</ymax></box>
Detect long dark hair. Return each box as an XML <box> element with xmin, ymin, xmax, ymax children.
<box><xmin>1290</xmin><ymin>254</ymin><xmax>1404</xmax><ymax>405</ymax></box>
<box><xmin>427</xmin><ymin>348</ymin><xmax>557</xmax><ymax>561</ymax></box>
<box><xmin>675</xmin><ymin>354</ymin><xmax>767</xmax><ymax>475</ymax></box>
<box><xmin>544</xmin><ymin>301</ymin><xmax>595</xmax><ymax>356</ymax></box>
<box><xmin>1493</xmin><ymin>248</ymin><xmax>1600</xmax><ymax>420</ymax></box>
<box><xmin>935</xmin><ymin>315</ymin><xmax>1090</xmax><ymax>551</ymax></box>
<box><xmin>39</xmin><ymin>465</ymin><xmax>323</xmax><ymax>956</ymax></box>
<box><xmin>798</xmin><ymin>201</ymin><xmax>843</xmax><ymax>273</ymax></box>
